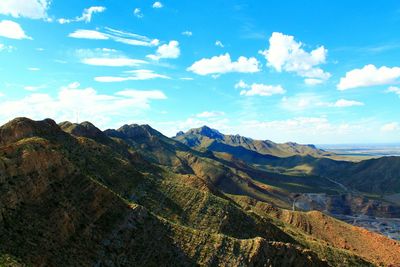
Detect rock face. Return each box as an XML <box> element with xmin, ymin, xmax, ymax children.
<box><xmin>0</xmin><ymin>118</ymin><xmax>399</xmax><ymax>266</ymax></box>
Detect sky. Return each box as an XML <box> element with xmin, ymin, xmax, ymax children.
<box><xmin>0</xmin><ymin>0</ymin><xmax>400</xmax><ymax>144</ymax></box>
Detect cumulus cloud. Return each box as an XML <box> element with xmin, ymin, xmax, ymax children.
<box><xmin>58</xmin><ymin>6</ymin><xmax>106</xmax><ymax>24</ymax></box>
<box><xmin>134</xmin><ymin>8</ymin><xmax>143</xmax><ymax>18</ymax></box>
<box><xmin>0</xmin><ymin>20</ymin><xmax>31</xmax><ymax>40</ymax></box>
<box><xmin>68</xmin><ymin>28</ymin><xmax>159</xmax><ymax>47</ymax></box>
<box><xmin>0</xmin><ymin>82</ymin><xmax>167</xmax><ymax>128</ymax></box>
<box><xmin>188</xmin><ymin>53</ymin><xmax>260</xmax><ymax>75</ymax></box>
<box><xmin>259</xmin><ymin>32</ymin><xmax>330</xmax><ymax>84</ymax></box>
<box><xmin>0</xmin><ymin>0</ymin><xmax>50</xmax><ymax>19</ymax></box>
<box><xmin>381</xmin><ymin>122</ymin><xmax>399</xmax><ymax>132</ymax></box>
<box><xmin>152</xmin><ymin>2</ymin><xmax>163</xmax><ymax>8</ymax></box>
<box><xmin>237</xmin><ymin>81</ymin><xmax>285</xmax><ymax>96</ymax></box>
<box><xmin>215</xmin><ymin>40</ymin><xmax>224</xmax><ymax>47</ymax></box>
<box><xmin>77</xmin><ymin>48</ymin><xmax>147</xmax><ymax>67</ymax></box>
<box><xmin>182</xmin><ymin>31</ymin><xmax>192</xmax><ymax>37</ymax></box>
<box><xmin>95</xmin><ymin>70</ymin><xmax>171</xmax><ymax>82</ymax></box>
<box><xmin>147</xmin><ymin>40</ymin><xmax>180</xmax><ymax>60</ymax></box>
<box><xmin>196</xmin><ymin>111</ymin><xmax>225</xmax><ymax>118</ymax></box>
<box><xmin>337</xmin><ymin>64</ymin><xmax>400</xmax><ymax>90</ymax></box>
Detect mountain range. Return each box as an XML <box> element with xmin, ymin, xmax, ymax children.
<box><xmin>1</xmin><ymin>117</ymin><xmax>400</xmax><ymax>266</ymax></box>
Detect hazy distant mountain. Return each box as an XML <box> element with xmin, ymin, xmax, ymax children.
<box><xmin>174</xmin><ymin>126</ymin><xmax>331</xmax><ymax>157</ymax></box>
<box><xmin>1</xmin><ymin>118</ymin><xmax>399</xmax><ymax>266</ymax></box>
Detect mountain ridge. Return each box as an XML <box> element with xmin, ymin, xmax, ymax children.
<box><xmin>1</xmin><ymin>117</ymin><xmax>399</xmax><ymax>266</ymax></box>
<box><xmin>174</xmin><ymin>125</ymin><xmax>330</xmax><ymax>158</ymax></box>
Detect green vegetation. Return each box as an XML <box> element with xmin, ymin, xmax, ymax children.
<box><xmin>1</xmin><ymin>118</ymin><xmax>399</xmax><ymax>266</ymax></box>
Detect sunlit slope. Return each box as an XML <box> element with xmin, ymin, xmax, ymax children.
<box><xmin>0</xmin><ymin>118</ymin><xmax>398</xmax><ymax>266</ymax></box>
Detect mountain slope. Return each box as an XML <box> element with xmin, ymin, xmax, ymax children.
<box><xmin>1</xmin><ymin>118</ymin><xmax>399</xmax><ymax>266</ymax></box>
<box><xmin>175</xmin><ymin>125</ymin><xmax>400</xmax><ymax>200</ymax></box>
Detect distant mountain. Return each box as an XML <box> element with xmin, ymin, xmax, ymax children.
<box><xmin>174</xmin><ymin>125</ymin><xmax>331</xmax><ymax>157</ymax></box>
<box><xmin>1</xmin><ymin>118</ymin><xmax>400</xmax><ymax>266</ymax></box>
<box><xmin>174</xmin><ymin>126</ymin><xmax>400</xmax><ymax>196</ymax></box>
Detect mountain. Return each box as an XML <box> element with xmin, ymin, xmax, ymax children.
<box><xmin>1</xmin><ymin>118</ymin><xmax>400</xmax><ymax>266</ymax></box>
<box><xmin>175</xmin><ymin>126</ymin><xmax>400</xmax><ymax>205</ymax></box>
<box><xmin>174</xmin><ymin>126</ymin><xmax>331</xmax><ymax>157</ymax></box>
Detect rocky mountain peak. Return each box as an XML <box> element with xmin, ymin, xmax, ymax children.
<box><xmin>0</xmin><ymin>117</ymin><xmax>63</xmax><ymax>146</ymax></box>
<box><xmin>189</xmin><ymin>125</ymin><xmax>224</xmax><ymax>139</ymax></box>
<box><xmin>106</xmin><ymin>123</ymin><xmax>163</xmax><ymax>140</ymax></box>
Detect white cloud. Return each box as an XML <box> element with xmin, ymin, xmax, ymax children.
<box><xmin>134</xmin><ymin>8</ymin><xmax>143</xmax><ymax>18</ymax></box>
<box><xmin>28</xmin><ymin>67</ymin><xmax>40</xmax><ymax>71</ymax></box>
<box><xmin>381</xmin><ymin>122</ymin><xmax>399</xmax><ymax>132</ymax></box>
<box><xmin>182</xmin><ymin>31</ymin><xmax>192</xmax><ymax>37</ymax></box>
<box><xmin>281</xmin><ymin>95</ymin><xmax>318</xmax><ymax>110</ymax></box>
<box><xmin>152</xmin><ymin>2</ymin><xmax>163</xmax><ymax>8</ymax></box>
<box><xmin>0</xmin><ymin>20</ymin><xmax>31</xmax><ymax>40</ymax></box>
<box><xmin>116</xmin><ymin>89</ymin><xmax>166</xmax><ymax>100</ymax></box>
<box><xmin>0</xmin><ymin>82</ymin><xmax>167</xmax><ymax>129</ymax></box>
<box><xmin>188</xmin><ymin>53</ymin><xmax>260</xmax><ymax>75</ymax></box>
<box><xmin>95</xmin><ymin>70</ymin><xmax>170</xmax><ymax>82</ymax></box>
<box><xmin>259</xmin><ymin>32</ymin><xmax>330</xmax><ymax>84</ymax></box>
<box><xmin>337</xmin><ymin>64</ymin><xmax>400</xmax><ymax>90</ymax></box>
<box><xmin>332</xmin><ymin>99</ymin><xmax>364</xmax><ymax>107</ymax></box>
<box><xmin>24</xmin><ymin>85</ymin><xmax>45</xmax><ymax>91</ymax></box>
<box><xmin>237</xmin><ymin>117</ymin><xmax>338</xmax><ymax>143</ymax></box>
<box><xmin>68</xmin><ymin>28</ymin><xmax>159</xmax><ymax>47</ymax></box>
<box><xmin>234</xmin><ymin>80</ymin><xmax>248</xmax><ymax>89</ymax></box>
<box><xmin>82</xmin><ymin>58</ymin><xmax>147</xmax><ymax>67</ymax></box>
<box><xmin>147</xmin><ymin>40</ymin><xmax>180</xmax><ymax>60</ymax></box>
<box><xmin>196</xmin><ymin>111</ymin><xmax>225</xmax><ymax>118</ymax></box>
<box><xmin>0</xmin><ymin>0</ymin><xmax>50</xmax><ymax>19</ymax></box>
<box><xmin>304</xmin><ymin>78</ymin><xmax>323</xmax><ymax>86</ymax></box>
<box><xmin>58</xmin><ymin>6</ymin><xmax>106</xmax><ymax>24</ymax></box>
<box><xmin>180</xmin><ymin>77</ymin><xmax>194</xmax><ymax>81</ymax></box>
<box><xmin>77</xmin><ymin>49</ymin><xmax>147</xmax><ymax>67</ymax></box>
<box><xmin>0</xmin><ymin>43</ymin><xmax>14</xmax><ymax>52</ymax></box>
<box><xmin>387</xmin><ymin>86</ymin><xmax>400</xmax><ymax>96</ymax></box>
<box><xmin>238</xmin><ymin>81</ymin><xmax>285</xmax><ymax>97</ymax></box>
<box><xmin>281</xmin><ymin>94</ymin><xmax>364</xmax><ymax>111</ymax></box>
<box><xmin>215</xmin><ymin>40</ymin><xmax>224</xmax><ymax>47</ymax></box>
<box><xmin>0</xmin><ymin>92</ymin><xmax>4</xmax><ymax>97</ymax></box>
<box><xmin>69</xmin><ymin>29</ymin><xmax>109</xmax><ymax>40</ymax></box>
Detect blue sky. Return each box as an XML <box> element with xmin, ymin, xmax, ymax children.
<box><xmin>0</xmin><ymin>0</ymin><xmax>400</xmax><ymax>144</ymax></box>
